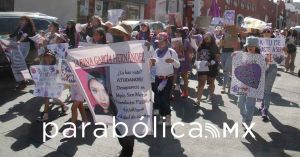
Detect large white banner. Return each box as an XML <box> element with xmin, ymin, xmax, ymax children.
<box><xmin>68</xmin><ymin>41</ymin><xmax>152</xmax><ymax>136</ymax></box>
<box><xmin>259</xmin><ymin>38</ymin><xmax>285</xmax><ymax>64</ymax></box>
<box><xmin>230</xmin><ymin>51</ymin><xmax>266</xmax><ymax>99</ymax></box>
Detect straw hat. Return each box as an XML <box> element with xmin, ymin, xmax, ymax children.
<box><xmin>109</xmin><ymin>22</ymin><xmax>132</xmax><ymax>36</ymax></box>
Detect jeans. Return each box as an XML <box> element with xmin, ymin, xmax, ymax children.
<box><xmin>221</xmin><ymin>51</ymin><xmax>233</xmax><ymax>88</ymax></box>
<box><xmin>238</xmin><ymin>95</ymin><xmax>256</xmax><ymax>126</ymax></box>
<box><xmin>263</xmin><ymin>64</ymin><xmax>277</xmax><ymax>111</ymax></box>
<box><xmin>153</xmin><ymin>76</ymin><xmax>173</xmax><ymax>116</ymax></box>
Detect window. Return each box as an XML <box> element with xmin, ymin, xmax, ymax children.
<box><xmin>0</xmin><ymin>18</ymin><xmax>19</xmax><ymax>35</ymax></box>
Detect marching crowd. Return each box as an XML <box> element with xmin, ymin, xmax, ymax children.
<box><xmin>3</xmin><ymin>15</ymin><xmax>300</xmax><ymax>157</ymax></box>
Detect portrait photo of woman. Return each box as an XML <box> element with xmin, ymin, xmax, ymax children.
<box><xmin>87</xmin><ymin>70</ymin><xmax>117</xmax><ymax>116</ymax></box>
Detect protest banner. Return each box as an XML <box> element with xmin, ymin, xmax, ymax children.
<box><xmin>67</xmin><ymin>41</ymin><xmax>152</xmax><ymax>136</ymax></box>
<box><xmin>30</xmin><ymin>65</ymin><xmax>64</xmax><ymax>98</ymax></box>
<box><xmin>0</xmin><ymin>39</ymin><xmax>32</xmax><ymax>81</ymax></box>
<box><xmin>258</xmin><ymin>38</ymin><xmax>285</xmax><ymax>64</ymax></box>
<box><xmin>223</xmin><ymin>26</ymin><xmax>238</xmax><ymax>48</ymax></box>
<box><xmin>57</xmin><ymin>59</ymin><xmax>76</xmax><ymax>84</ymax></box>
<box><xmin>230</xmin><ymin>51</ymin><xmax>266</xmax><ymax>99</ymax></box>
<box><xmin>171</xmin><ymin>38</ymin><xmax>185</xmax><ymax>61</ymax></box>
<box><xmin>224</xmin><ymin>10</ymin><xmax>235</xmax><ymax>25</ymax></box>
<box><xmin>195</xmin><ymin>16</ymin><xmax>212</xmax><ymax>28</ymax></box>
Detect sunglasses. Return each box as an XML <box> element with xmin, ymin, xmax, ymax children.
<box><xmin>264</xmin><ymin>31</ymin><xmax>271</xmax><ymax>33</ymax></box>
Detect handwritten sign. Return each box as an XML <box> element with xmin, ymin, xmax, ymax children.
<box><xmin>224</xmin><ymin>10</ymin><xmax>235</xmax><ymax>25</ymax></box>
<box><xmin>30</xmin><ymin>65</ymin><xmax>64</xmax><ymax>98</ymax></box>
<box><xmin>230</xmin><ymin>51</ymin><xmax>266</xmax><ymax>99</ymax></box>
<box><xmin>259</xmin><ymin>38</ymin><xmax>285</xmax><ymax>64</ymax></box>
<box><xmin>57</xmin><ymin>59</ymin><xmax>76</xmax><ymax>84</ymax></box>
<box><xmin>68</xmin><ymin>41</ymin><xmax>152</xmax><ymax>136</ymax></box>
<box><xmin>0</xmin><ymin>40</ymin><xmax>32</xmax><ymax>81</ymax></box>
<box><xmin>223</xmin><ymin>26</ymin><xmax>238</xmax><ymax>48</ymax></box>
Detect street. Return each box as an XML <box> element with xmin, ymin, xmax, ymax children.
<box><xmin>0</xmin><ymin>51</ymin><xmax>299</xmax><ymax>157</ymax></box>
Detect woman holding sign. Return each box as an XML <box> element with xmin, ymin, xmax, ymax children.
<box><xmin>236</xmin><ymin>36</ymin><xmax>266</xmax><ymax>129</ymax></box>
<box><xmin>195</xmin><ymin>32</ymin><xmax>220</xmax><ymax>105</ymax></box>
<box><xmin>9</xmin><ymin>16</ymin><xmax>36</xmax><ymax>90</ymax></box>
<box><xmin>259</xmin><ymin>27</ymin><xmax>282</xmax><ymax>122</ymax></box>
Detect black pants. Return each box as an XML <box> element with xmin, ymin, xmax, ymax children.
<box><xmin>152</xmin><ymin>76</ymin><xmax>173</xmax><ymax>116</ymax></box>
<box><xmin>116</xmin><ymin>129</ymin><xmax>134</xmax><ymax>157</ymax></box>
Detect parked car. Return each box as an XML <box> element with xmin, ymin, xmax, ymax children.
<box><xmin>293</xmin><ymin>26</ymin><xmax>300</xmax><ymax>45</ymax></box>
<box><xmin>0</xmin><ymin>12</ymin><xmax>58</xmax><ymax>67</ymax></box>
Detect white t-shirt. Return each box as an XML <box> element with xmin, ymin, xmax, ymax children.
<box><xmin>153</xmin><ymin>48</ymin><xmax>180</xmax><ymax>77</ymax></box>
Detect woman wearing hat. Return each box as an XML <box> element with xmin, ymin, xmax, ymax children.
<box><xmin>237</xmin><ymin>36</ymin><xmax>266</xmax><ymax>129</ymax></box>
<box><xmin>151</xmin><ymin>32</ymin><xmax>180</xmax><ymax>126</ymax></box>
<box><xmin>108</xmin><ymin>22</ymin><xmax>136</xmax><ymax>157</ymax></box>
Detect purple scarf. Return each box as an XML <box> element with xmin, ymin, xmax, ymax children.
<box><xmin>157</xmin><ymin>46</ymin><xmax>169</xmax><ymax>58</ymax></box>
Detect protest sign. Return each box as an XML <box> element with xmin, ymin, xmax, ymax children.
<box><xmin>0</xmin><ymin>39</ymin><xmax>32</xmax><ymax>81</ymax></box>
<box><xmin>223</xmin><ymin>26</ymin><xmax>238</xmax><ymax>48</ymax></box>
<box><xmin>68</xmin><ymin>41</ymin><xmax>152</xmax><ymax>136</ymax></box>
<box><xmin>108</xmin><ymin>9</ymin><xmax>124</xmax><ymax>25</ymax></box>
<box><xmin>258</xmin><ymin>38</ymin><xmax>285</xmax><ymax>64</ymax></box>
<box><xmin>195</xmin><ymin>16</ymin><xmax>212</xmax><ymax>28</ymax></box>
<box><xmin>94</xmin><ymin>0</ymin><xmax>103</xmax><ymax>16</ymax></box>
<box><xmin>230</xmin><ymin>51</ymin><xmax>266</xmax><ymax>99</ymax></box>
<box><xmin>224</xmin><ymin>10</ymin><xmax>235</xmax><ymax>25</ymax></box>
<box><xmin>57</xmin><ymin>59</ymin><xmax>76</xmax><ymax>84</ymax></box>
<box><xmin>30</xmin><ymin>65</ymin><xmax>64</xmax><ymax>98</ymax></box>
<box><xmin>211</xmin><ymin>17</ymin><xmax>224</xmax><ymax>25</ymax></box>
<box><xmin>47</xmin><ymin>43</ymin><xmax>69</xmax><ymax>59</ymax></box>
<box><xmin>171</xmin><ymin>38</ymin><xmax>185</xmax><ymax>61</ymax></box>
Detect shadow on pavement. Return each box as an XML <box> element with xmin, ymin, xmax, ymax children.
<box><xmin>137</xmin><ymin>127</ymin><xmax>187</xmax><ymax>157</ymax></box>
<box><xmin>242</xmin><ymin>112</ymin><xmax>300</xmax><ymax>157</ymax></box>
<box><xmin>271</xmin><ymin>92</ymin><xmax>299</xmax><ymax>108</ymax></box>
<box><xmin>198</xmin><ymin>104</ymin><xmax>235</xmax><ymax>129</ymax></box>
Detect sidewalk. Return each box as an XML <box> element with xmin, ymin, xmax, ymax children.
<box><xmin>0</xmin><ymin>51</ymin><xmax>299</xmax><ymax>157</ymax></box>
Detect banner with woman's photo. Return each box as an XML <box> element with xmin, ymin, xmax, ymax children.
<box><xmin>67</xmin><ymin>41</ymin><xmax>152</xmax><ymax>136</ymax></box>
<box><xmin>230</xmin><ymin>51</ymin><xmax>266</xmax><ymax>99</ymax></box>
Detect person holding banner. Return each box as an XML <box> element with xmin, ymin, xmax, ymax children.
<box><xmin>36</xmin><ymin>50</ymin><xmax>69</xmax><ymax>122</ymax></box>
<box><xmin>9</xmin><ymin>16</ymin><xmax>36</xmax><ymax>89</ymax></box>
<box><xmin>109</xmin><ymin>22</ymin><xmax>135</xmax><ymax>157</ymax></box>
<box><xmin>195</xmin><ymin>32</ymin><xmax>220</xmax><ymax>105</ymax></box>
<box><xmin>151</xmin><ymin>32</ymin><xmax>180</xmax><ymax>125</ymax></box>
<box><xmin>259</xmin><ymin>27</ymin><xmax>282</xmax><ymax>122</ymax></box>
<box><xmin>236</xmin><ymin>36</ymin><xmax>266</xmax><ymax>129</ymax></box>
